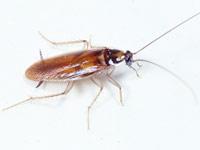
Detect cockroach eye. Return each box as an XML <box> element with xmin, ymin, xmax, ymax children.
<box><xmin>125</xmin><ymin>50</ymin><xmax>133</xmax><ymax>66</ymax></box>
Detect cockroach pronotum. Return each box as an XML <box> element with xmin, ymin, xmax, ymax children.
<box><xmin>2</xmin><ymin>11</ymin><xmax>200</xmax><ymax>129</ymax></box>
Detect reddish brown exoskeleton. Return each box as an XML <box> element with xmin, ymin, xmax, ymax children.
<box><xmin>2</xmin><ymin>11</ymin><xmax>200</xmax><ymax>129</ymax></box>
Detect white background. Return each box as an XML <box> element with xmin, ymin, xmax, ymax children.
<box><xmin>0</xmin><ymin>0</ymin><xmax>200</xmax><ymax>149</ymax></box>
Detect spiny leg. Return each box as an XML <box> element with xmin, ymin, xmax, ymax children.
<box><xmin>87</xmin><ymin>78</ymin><xmax>103</xmax><ymax>129</ymax></box>
<box><xmin>2</xmin><ymin>81</ymin><xmax>74</xmax><ymax>111</ymax></box>
<box><xmin>106</xmin><ymin>74</ymin><xmax>123</xmax><ymax>106</ymax></box>
<box><xmin>39</xmin><ymin>32</ymin><xmax>109</xmax><ymax>51</ymax></box>
<box><xmin>38</xmin><ymin>31</ymin><xmax>90</xmax><ymax>50</ymax></box>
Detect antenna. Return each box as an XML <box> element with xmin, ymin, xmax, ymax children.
<box><xmin>134</xmin><ymin>11</ymin><xmax>200</xmax><ymax>54</ymax></box>
<box><xmin>133</xmin><ymin>59</ymin><xmax>198</xmax><ymax>104</ymax></box>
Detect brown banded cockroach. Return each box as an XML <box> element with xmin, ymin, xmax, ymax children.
<box><xmin>2</xmin><ymin>11</ymin><xmax>200</xmax><ymax>129</ymax></box>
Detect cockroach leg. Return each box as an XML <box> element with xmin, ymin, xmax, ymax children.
<box><xmin>106</xmin><ymin>74</ymin><xmax>123</xmax><ymax>106</ymax></box>
<box><xmin>1</xmin><ymin>81</ymin><xmax>74</xmax><ymax>111</ymax></box>
<box><xmin>87</xmin><ymin>78</ymin><xmax>103</xmax><ymax>129</ymax></box>
<box><xmin>35</xmin><ymin>80</ymin><xmax>44</xmax><ymax>88</ymax></box>
<box><xmin>83</xmin><ymin>36</ymin><xmax>108</xmax><ymax>50</ymax></box>
<box><xmin>38</xmin><ymin>32</ymin><xmax>108</xmax><ymax>51</ymax></box>
<box><xmin>90</xmin><ymin>46</ymin><xmax>108</xmax><ymax>50</ymax></box>
<box><xmin>38</xmin><ymin>31</ymin><xmax>90</xmax><ymax>49</ymax></box>
<box><xmin>108</xmin><ymin>66</ymin><xmax>115</xmax><ymax>76</ymax></box>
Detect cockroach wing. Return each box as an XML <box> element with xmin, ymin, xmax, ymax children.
<box><xmin>25</xmin><ymin>49</ymin><xmax>109</xmax><ymax>81</ymax></box>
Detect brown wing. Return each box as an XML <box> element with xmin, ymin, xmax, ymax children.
<box><xmin>25</xmin><ymin>49</ymin><xmax>109</xmax><ymax>81</ymax></box>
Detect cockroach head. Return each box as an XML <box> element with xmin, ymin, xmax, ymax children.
<box><xmin>124</xmin><ymin>50</ymin><xmax>134</xmax><ymax>66</ymax></box>
<box><xmin>108</xmin><ymin>49</ymin><xmax>134</xmax><ymax>66</ymax></box>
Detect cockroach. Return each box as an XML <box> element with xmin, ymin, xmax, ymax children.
<box><xmin>2</xmin><ymin>11</ymin><xmax>200</xmax><ymax>129</ymax></box>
